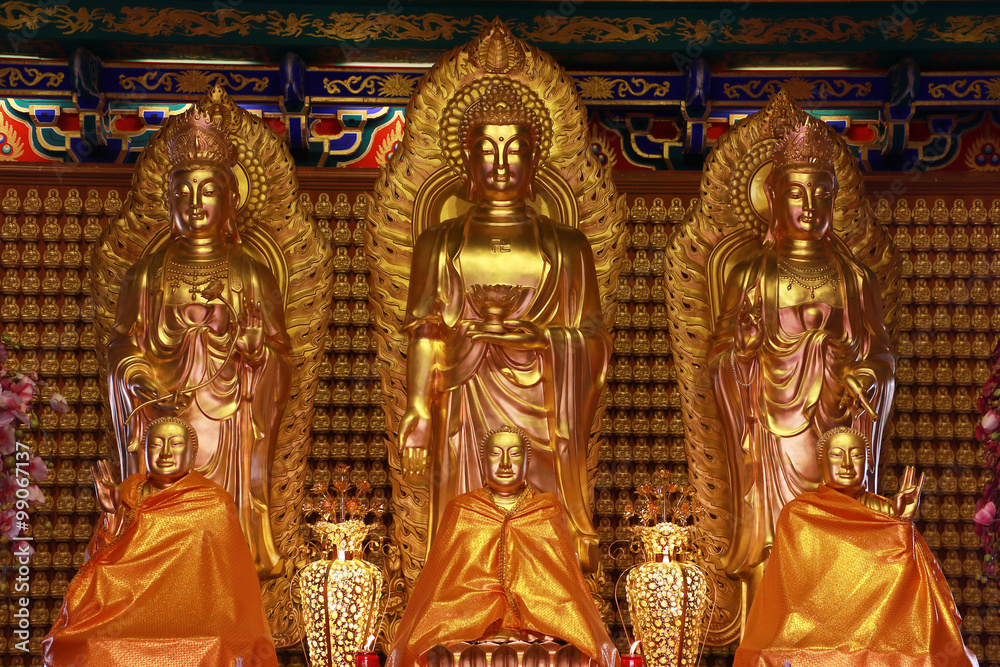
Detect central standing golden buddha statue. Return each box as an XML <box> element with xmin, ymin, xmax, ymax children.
<box><xmin>399</xmin><ymin>82</ymin><xmax>610</xmax><ymax>570</ymax></box>
<box><xmin>367</xmin><ymin>20</ymin><xmax>626</xmax><ymax>640</ymax></box>
<box><xmin>665</xmin><ymin>92</ymin><xmax>899</xmax><ymax>643</ymax></box>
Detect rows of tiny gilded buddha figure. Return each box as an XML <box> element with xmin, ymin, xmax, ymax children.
<box><xmin>1</xmin><ymin>183</ymin><xmax>1000</xmax><ymax>665</ymax></box>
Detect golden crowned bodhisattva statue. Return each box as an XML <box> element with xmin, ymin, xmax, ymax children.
<box><xmin>366</xmin><ymin>19</ymin><xmax>627</xmax><ymax>641</ymax></box>
<box><xmin>92</xmin><ymin>86</ymin><xmax>333</xmax><ymax>643</ymax></box>
<box><xmin>664</xmin><ymin>92</ymin><xmax>899</xmax><ymax>643</ymax></box>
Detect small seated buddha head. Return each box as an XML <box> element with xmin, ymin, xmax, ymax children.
<box><xmin>144</xmin><ymin>416</ymin><xmax>198</xmax><ymax>489</ymax></box>
<box><xmin>479</xmin><ymin>424</ymin><xmax>530</xmax><ymax>498</ymax></box>
<box><xmin>765</xmin><ymin>121</ymin><xmax>838</xmax><ymax>243</ymax></box>
<box><xmin>816</xmin><ymin>426</ymin><xmax>871</xmax><ymax>494</ymax></box>
<box><xmin>165</xmin><ymin>106</ymin><xmax>240</xmax><ymax>242</ymax></box>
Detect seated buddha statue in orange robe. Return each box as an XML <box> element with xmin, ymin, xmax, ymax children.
<box><xmin>387</xmin><ymin>425</ymin><xmax>619</xmax><ymax>667</ymax></box>
<box><xmin>735</xmin><ymin>426</ymin><xmax>977</xmax><ymax>667</ymax></box>
<box><xmin>43</xmin><ymin>417</ymin><xmax>278</xmax><ymax>667</ymax></box>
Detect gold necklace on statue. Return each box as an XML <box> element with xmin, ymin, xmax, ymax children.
<box><xmin>165</xmin><ymin>258</ymin><xmax>229</xmax><ymax>301</ymax></box>
<box><xmin>777</xmin><ymin>257</ymin><xmax>840</xmax><ymax>298</ymax></box>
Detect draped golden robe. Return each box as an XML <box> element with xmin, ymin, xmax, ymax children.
<box><xmin>406</xmin><ymin>214</ymin><xmax>610</xmax><ymax>558</ymax></box>
<box><xmin>734</xmin><ymin>484</ymin><xmax>977</xmax><ymax>667</ymax></box>
<box><xmin>710</xmin><ymin>242</ymin><xmax>895</xmax><ymax>576</ymax></box>
<box><xmin>386</xmin><ymin>488</ymin><xmax>619</xmax><ymax>667</ymax></box>
<box><xmin>43</xmin><ymin>472</ymin><xmax>279</xmax><ymax>667</ymax></box>
<box><xmin>108</xmin><ymin>244</ymin><xmax>291</xmax><ymax>575</ymax></box>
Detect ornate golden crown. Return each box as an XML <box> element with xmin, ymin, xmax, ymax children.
<box><xmin>771</xmin><ymin>120</ymin><xmax>837</xmax><ymax>175</ymax></box>
<box><xmin>165</xmin><ymin>104</ymin><xmax>237</xmax><ymax>169</ymax></box>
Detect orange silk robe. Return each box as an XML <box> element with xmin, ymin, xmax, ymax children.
<box><xmin>386</xmin><ymin>488</ymin><xmax>619</xmax><ymax>667</ymax></box>
<box><xmin>43</xmin><ymin>472</ymin><xmax>278</xmax><ymax>667</ymax></box>
<box><xmin>735</xmin><ymin>484</ymin><xmax>977</xmax><ymax>667</ymax></box>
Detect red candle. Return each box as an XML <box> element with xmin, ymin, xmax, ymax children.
<box><xmin>356</xmin><ymin>652</ymin><xmax>380</xmax><ymax>667</ymax></box>
<box><xmin>622</xmin><ymin>655</ymin><xmax>643</xmax><ymax>667</ymax></box>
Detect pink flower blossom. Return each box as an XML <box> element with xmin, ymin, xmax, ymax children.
<box><xmin>0</xmin><ymin>424</ymin><xmax>14</xmax><ymax>456</ymax></box>
<box><xmin>975</xmin><ymin>501</ymin><xmax>997</xmax><ymax>526</ymax></box>
<box><xmin>0</xmin><ymin>376</ymin><xmax>34</xmax><ymax>424</ymax></box>
<box><xmin>0</xmin><ymin>508</ymin><xmax>20</xmax><ymax>540</ymax></box>
<box><xmin>25</xmin><ymin>485</ymin><xmax>44</xmax><ymax>505</ymax></box>
<box><xmin>983</xmin><ymin>410</ymin><xmax>1000</xmax><ymax>433</ymax></box>
<box><xmin>49</xmin><ymin>392</ymin><xmax>70</xmax><ymax>414</ymax></box>
<box><xmin>28</xmin><ymin>456</ymin><xmax>46</xmax><ymax>482</ymax></box>
<box><xmin>0</xmin><ymin>471</ymin><xmax>14</xmax><ymax>503</ymax></box>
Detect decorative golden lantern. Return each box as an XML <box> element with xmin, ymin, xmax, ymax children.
<box><xmin>298</xmin><ymin>467</ymin><xmax>388</xmax><ymax>667</ymax></box>
<box><xmin>299</xmin><ymin>519</ymin><xmax>384</xmax><ymax>667</ymax></box>
<box><xmin>623</xmin><ymin>475</ymin><xmax>712</xmax><ymax>667</ymax></box>
<box><xmin>627</xmin><ymin>523</ymin><xmax>711</xmax><ymax>667</ymax></box>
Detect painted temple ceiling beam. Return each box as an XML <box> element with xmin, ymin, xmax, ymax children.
<box><xmin>0</xmin><ymin>2</ymin><xmax>999</xmax><ymax>170</ymax></box>
<box><xmin>1</xmin><ymin>1</ymin><xmax>1000</xmax><ymax>69</ymax></box>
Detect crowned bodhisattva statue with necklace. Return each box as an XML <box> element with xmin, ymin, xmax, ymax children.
<box><xmin>107</xmin><ymin>107</ymin><xmax>292</xmax><ymax>579</ymax></box>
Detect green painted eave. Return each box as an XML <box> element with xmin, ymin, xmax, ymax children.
<box><xmin>2</xmin><ymin>1</ymin><xmax>1000</xmax><ymax>69</ymax></box>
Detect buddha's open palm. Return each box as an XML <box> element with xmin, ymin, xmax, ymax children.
<box><xmin>399</xmin><ymin>404</ymin><xmax>431</xmax><ymax>477</ymax></box>
<box><xmin>894</xmin><ymin>465</ymin><xmax>925</xmax><ymax>521</ymax></box>
<box><xmin>237</xmin><ymin>296</ymin><xmax>265</xmax><ymax>358</ymax></box>
<box><xmin>469</xmin><ymin>319</ymin><xmax>547</xmax><ymax>351</ymax></box>
<box><xmin>92</xmin><ymin>460</ymin><xmax>120</xmax><ymax>515</ymax></box>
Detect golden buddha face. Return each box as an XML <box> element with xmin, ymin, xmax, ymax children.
<box><xmin>464</xmin><ymin>124</ymin><xmax>534</xmax><ymax>203</ymax></box>
<box><xmin>145</xmin><ymin>420</ymin><xmax>196</xmax><ymax>488</ymax></box>
<box><xmin>767</xmin><ymin>166</ymin><xmax>836</xmax><ymax>241</ymax></box>
<box><xmin>820</xmin><ymin>431</ymin><xmax>868</xmax><ymax>493</ymax></box>
<box><xmin>482</xmin><ymin>430</ymin><xmax>528</xmax><ymax>496</ymax></box>
<box><xmin>168</xmin><ymin>166</ymin><xmax>237</xmax><ymax>240</ymax></box>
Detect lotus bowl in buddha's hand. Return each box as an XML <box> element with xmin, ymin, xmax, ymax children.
<box><xmin>468</xmin><ymin>284</ymin><xmax>525</xmax><ymax>334</ymax></box>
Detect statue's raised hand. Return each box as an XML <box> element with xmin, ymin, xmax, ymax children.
<box><xmin>237</xmin><ymin>296</ymin><xmax>265</xmax><ymax>359</ymax></box>
<box><xmin>735</xmin><ymin>289</ymin><xmax>763</xmax><ymax>356</ymax></box>
<box><xmin>894</xmin><ymin>465</ymin><xmax>924</xmax><ymax>521</ymax></box>
<box><xmin>92</xmin><ymin>460</ymin><xmax>121</xmax><ymax>515</ymax></box>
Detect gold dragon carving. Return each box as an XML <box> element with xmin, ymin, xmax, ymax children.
<box><xmin>365</xmin><ymin>18</ymin><xmax>627</xmax><ymax>644</ymax></box>
<box><xmin>663</xmin><ymin>91</ymin><xmax>899</xmax><ymax>645</ymax></box>
<box><xmin>90</xmin><ymin>85</ymin><xmax>333</xmax><ymax>646</ymax></box>
<box><xmin>1</xmin><ymin>3</ymin><xmax>998</xmax><ymax>47</ymax></box>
